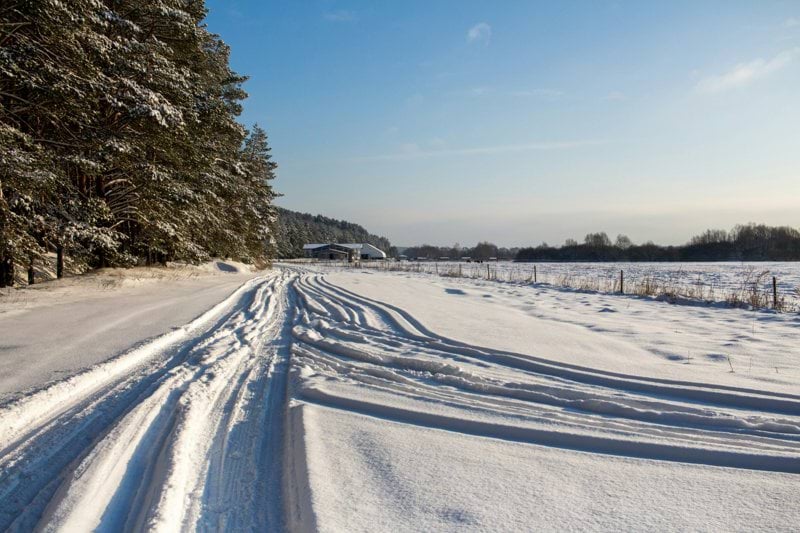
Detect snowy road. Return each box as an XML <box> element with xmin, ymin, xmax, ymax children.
<box><xmin>1</xmin><ymin>266</ymin><xmax>799</xmax><ymax>531</ymax></box>
<box><xmin>0</xmin><ymin>271</ymin><xmax>294</xmax><ymax>531</ymax></box>
<box><xmin>0</xmin><ymin>265</ymin><xmax>259</xmax><ymax>398</ymax></box>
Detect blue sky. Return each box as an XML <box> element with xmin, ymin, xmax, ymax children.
<box><xmin>205</xmin><ymin>0</ymin><xmax>800</xmax><ymax>246</ymax></box>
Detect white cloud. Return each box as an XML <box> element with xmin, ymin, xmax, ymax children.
<box><xmin>467</xmin><ymin>22</ymin><xmax>491</xmax><ymax>45</ymax></box>
<box><xmin>324</xmin><ymin>10</ymin><xmax>356</xmax><ymax>22</ymax></box>
<box><xmin>469</xmin><ymin>86</ymin><xmax>491</xmax><ymax>96</ymax></box>
<box><xmin>398</xmin><ymin>142</ymin><xmax>421</xmax><ymax>155</ymax></box>
<box><xmin>603</xmin><ymin>91</ymin><xmax>626</xmax><ymax>101</ymax></box>
<box><xmin>405</xmin><ymin>93</ymin><xmax>424</xmax><ymax>106</ymax></box>
<box><xmin>351</xmin><ymin>139</ymin><xmax>608</xmax><ymax>162</ymax></box>
<box><xmin>510</xmin><ymin>88</ymin><xmax>564</xmax><ymax>99</ymax></box>
<box><xmin>695</xmin><ymin>48</ymin><xmax>799</xmax><ymax>93</ymax></box>
<box><xmin>428</xmin><ymin>137</ymin><xmax>447</xmax><ymax>149</ymax></box>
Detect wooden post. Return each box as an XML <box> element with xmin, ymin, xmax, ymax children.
<box><xmin>435</xmin><ymin>262</ymin><xmax>438</xmax><ymax>276</ymax></box>
<box><xmin>773</xmin><ymin>276</ymin><xmax>778</xmax><ymax>309</ymax></box>
<box><xmin>486</xmin><ymin>264</ymin><xmax>490</xmax><ymax>280</ymax></box>
<box><xmin>620</xmin><ymin>269</ymin><xmax>624</xmax><ymax>294</ymax></box>
<box><xmin>534</xmin><ymin>265</ymin><xmax>537</xmax><ymax>283</ymax></box>
<box><xmin>27</xmin><ymin>259</ymin><xmax>34</xmax><ymax>285</ymax></box>
<box><xmin>56</xmin><ymin>245</ymin><xmax>64</xmax><ymax>278</ymax></box>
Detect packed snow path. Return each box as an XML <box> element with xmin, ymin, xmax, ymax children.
<box><xmin>0</xmin><ymin>270</ymin><xmax>294</xmax><ymax>531</ymax></box>
<box><xmin>1</xmin><ymin>266</ymin><xmax>799</xmax><ymax>531</ymax></box>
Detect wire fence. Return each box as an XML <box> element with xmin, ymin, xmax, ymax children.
<box><xmin>294</xmin><ymin>259</ymin><xmax>800</xmax><ymax>312</ymax></box>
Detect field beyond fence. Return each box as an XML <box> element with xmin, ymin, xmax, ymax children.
<box><xmin>297</xmin><ymin>260</ymin><xmax>800</xmax><ymax>312</ymax></box>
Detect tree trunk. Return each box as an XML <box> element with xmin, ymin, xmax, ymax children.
<box><xmin>56</xmin><ymin>245</ymin><xmax>64</xmax><ymax>278</ymax></box>
<box><xmin>0</xmin><ymin>256</ymin><xmax>14</xmax><ymax>287</ymax></box>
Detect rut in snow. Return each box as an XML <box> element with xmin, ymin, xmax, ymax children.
<box><xmin>290</xmin><ymin>272</ymin><xmax>800</xmax><ymax>475</ymax></box>
<box><xmin>0</xmin><ymin>271</ymin><xmax>296</xmax><ymax>532</ymax></box>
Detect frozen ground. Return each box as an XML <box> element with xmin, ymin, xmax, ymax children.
<box><xmin>1</xmin><ymin>264</ymin><xmax>798</xmax><ymax>531</ymax></box>
<box><xmin>394</xmin><ymin>260</ymin><xmax>800</xmax><ymax>292</ymax></box>
<box><xmin>354</xmin><ymin>260</ymin><xmax>800</xmax><ymax>308</ymax></box>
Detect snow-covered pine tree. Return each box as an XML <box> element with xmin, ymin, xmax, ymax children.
<box><xmin>0</xmin><ymin>0</ymin><xmax>114</xmax><ymax>281</ymax></box>
<box><xmin>1</xmin><ymin>0</ymin><xmax>278</xmax><ymax>284</ymax></box>
<box><xmin>239</xmin><ymin>124</ymin><xmax>278</xmax><ymax>261</ymax></box>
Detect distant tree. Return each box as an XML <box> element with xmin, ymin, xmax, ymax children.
<box><xmin>690</xmin><ymin>229</ymin><xmax>729</xmax><ymax>246</ymax></box>
<box><xmin>584</xmin><ymin>232</ymin><xmax>612</xmax><ymax>248</ymax></box>
<box><xmin>615</xmin><ymin>234</ymin><xmax>633</xmax><ymax>249</ymax></box>
<box><xmin>472</xmin><ymin>241</ymin><xmax>498</xmax><ymax>261</ymax></box>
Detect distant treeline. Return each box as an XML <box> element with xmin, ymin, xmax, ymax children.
<box><xmin>402</xmin><ymin>242</ymin><xmax>518</xmax><ymax>261</ymax></box>
<box><xmin>516</xmin><ymin>224</ymin><xmax>800</xmax><ymax>262</ymax></box>
<box><xmin>401</xmin><ymin>224</ymin><xmax>800</xmax><ymax>262</ymax></box>
<box><xmin>273</xmin><ymin>208</ymin><xmax>393</xmax><ymax>259</ymax></box>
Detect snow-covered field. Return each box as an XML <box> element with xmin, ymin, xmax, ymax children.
<box><xmin>1</xmin><ymin>264</ymin><xmax>799</xmax><ymax>531</ymax></box>
<box><xmin>353</xmin><ymin>260</ymin><xmax>800</xmax><ymax>309</ymax></box>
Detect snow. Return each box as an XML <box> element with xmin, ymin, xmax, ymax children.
<box><xmin>298</xmin><ymin>405</ymin><xmax>800</xmax><ymax>532</ymax></box>
<box><xmin>1</xmin><ymin>264</ymin><xmax>798</xmax><ymax>531</ymax></box>
<box><xmin>360</xmin><ymin>260</ymin><xmax>800</xmax><ymax>308</ymax></box>
<box><xmin>290</xmin><ymin>267</ymin><xmax>800</xmax><ymax>530</ymax></box>
<box><xmin>397</xmin><ymin>260</ymin><xmax>800</xmax><ymax>292</ymax></box>
<box><xmin>324</xmin><ymin>269</ymin><xmax>800</xmax><ymax>394</ymax></box>
<box><xmin>0</xmin><ymin>261</ymin><xmax>258</xmax><ymax>399</ymax></box>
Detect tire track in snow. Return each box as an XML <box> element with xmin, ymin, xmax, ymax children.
<box><xmin>289</xmin><ymin>272</ymin><xmax>800</xmax><ymax>474</ymax></box>
<box><xmin>0</xmin><ymin>270</ymin><xmax>299</xmax><ymax>531</ymax></box>
<box><xmin>315</xmin><ymin>276</ymin><xmax>800</xmax><ymax>411</ymax></box>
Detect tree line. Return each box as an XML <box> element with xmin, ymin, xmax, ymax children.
<box><xmin>516</xmin><ymin>224</ymin><xmax>800</xmax><ymax>262</ymax></box>
<box><xmin>402</xmin><ymin>242</ymin><xmax>519</xmax><ymax>261</ymax></box>
<box><xmin>273</xmin><ymin>208</ymin><xmax>393</xmax><ymax>259</ymax></box>
<box><xmin>400</xmin><ymin>224</ymin><xmax>800</xmax><ymax>263</ymax></box>
<box><xmin>1</xmin><ymin>0</ymin><xmax>277</xmax><ymax>287</ymax></box>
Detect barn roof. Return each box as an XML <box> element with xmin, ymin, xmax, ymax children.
<box><xmin>303</xmin><ymin>243</ymin><xmax>365</xmax><ymax>250</ymax></box>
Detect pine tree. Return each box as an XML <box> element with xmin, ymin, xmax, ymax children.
<box><xmin>1</xmin><ymin>0</ymin><xmax>278</xmax><ymax>284</ymax></box>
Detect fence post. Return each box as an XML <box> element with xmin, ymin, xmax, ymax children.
<box><xmin>534</xmin><ymin>265</ymin><xmax>537</xmax><ymax>283</ymax></box>
<box><xmin>773</xmin><ymin>276</ymin><xmax>778</xmax><ymax>309</ymax></box>
<box><xmin>620</xmin><ymin>269</ymin><xmax>624</xmax><ymax>294</ymax></box>
<box><xmin>486</xmin><ymin>264</ymin><xmax>490</xmax><ymax>280</ymax></box>
<box><xmin>28</xmin><ymin>259</ymin><xmax>35</xmax><ymax>285</ymax></box>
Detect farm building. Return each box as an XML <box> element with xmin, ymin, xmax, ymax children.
<box><xmin>303</xmin><ymin>243</ymin><xmax>387</xmax><ymax>261</ymax></box>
